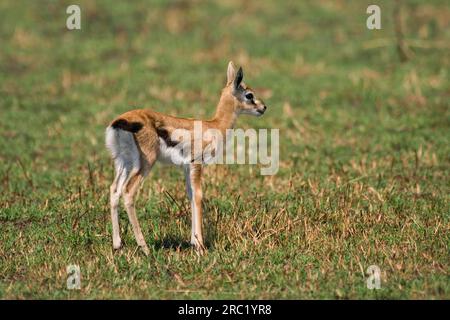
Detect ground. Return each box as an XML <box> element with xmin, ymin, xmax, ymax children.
<box><xmin>0</xmin><ymin>0</ymin><xmax>449</xmax><ymax>299</ymax></box>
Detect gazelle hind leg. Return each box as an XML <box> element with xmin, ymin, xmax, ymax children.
<box><xmin>122</xmin><ymin>158</ymin><xmax>154</xmax><ymax>256</ymax></box>
<box><xmin>107</xmin><ymin>127</ymin><xmax>141</xmax><ymax>251</ymax></box>
<box><xmin>110</xmin><ymin>167</ymin><xmax>128</xmax><ymax>250</ymax></box>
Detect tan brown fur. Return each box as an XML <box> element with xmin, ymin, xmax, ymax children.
<box><xmin>110</xmin><ymin>86</ymin><xmax>238</xmax><ymax>155</ymax></box>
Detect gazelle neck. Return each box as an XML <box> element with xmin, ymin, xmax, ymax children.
<box><xmin>212</xmin><ymin>90</ymin><xmax>238</xmax><ymax>130</ymax></box>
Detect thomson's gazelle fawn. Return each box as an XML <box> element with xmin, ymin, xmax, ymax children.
<box><xmin>105</xmin><ymin>62</ymin><xmax>267</xmax><ymax>255</ymax></box>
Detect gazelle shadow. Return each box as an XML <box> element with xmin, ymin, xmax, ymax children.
<box><xmin>152</xmin><ymin>236</ymin><xmax>192</xmax><ymax>250</ymax></box>
<box><xmin>150</xmin><ymin>201</ymin><xmax>218</xmax><ymax>251</ymax></box>
<box><xmin>152</xmin><ymin>235</ymin><xmax>213</xmax><ymax>251</ymax></box>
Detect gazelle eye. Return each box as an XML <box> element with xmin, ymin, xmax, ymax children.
<box><xmin>245</xmin><ymin>93</ymin><xmax>254</xmax><ymax>100</ymax></box>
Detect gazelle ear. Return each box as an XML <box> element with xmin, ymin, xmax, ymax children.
<box><xmin>227</xmin><ymin>61</ymin><xmax>236</xmax><ymax>85</ymax></box>
<box><xmin>233</xmin><ymin>67</ymin><xmax>243</xmax><ymax>89</ymax></box>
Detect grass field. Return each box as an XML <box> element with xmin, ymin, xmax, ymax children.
<box><xmin>0</xmin><ymin>0</ymin><xmax>449</xmax><ymax>299</ymax></box>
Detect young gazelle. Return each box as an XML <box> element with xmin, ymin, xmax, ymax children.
<box><xmin>105</xmin><ymin>62</ymin><xmax>267</xmax><ymax>255</ymax></box>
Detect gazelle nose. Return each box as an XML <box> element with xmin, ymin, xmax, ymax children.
<box><xmin>263</xmin><ymin>105</ymin><xmax>267</xmax><ymax>111</ymax></box>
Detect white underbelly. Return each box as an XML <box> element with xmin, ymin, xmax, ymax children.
<box><xmin>157</xmin><ymin>138</ymin><xmax>222</xmax><ymax>166</ymax></box>
<box><xmin>157</xmin><ymin>138</ymin><xmax>191</xmax><ymax>166</ymax></box>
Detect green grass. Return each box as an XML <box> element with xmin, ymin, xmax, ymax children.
<box><xmin>0</xmin><ymin>0</ymin><xmax>449</xmax><ymax>299</ymax></box>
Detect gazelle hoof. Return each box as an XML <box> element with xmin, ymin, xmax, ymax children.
<box><xmin>113</xmin><ymin>241</ymin><xmax>122</xmax><ymax>250</ymax></box>
<box><xmin>141</xmin><ymin>245</ymin><xmax>150</xmax><ymax>256</ymax></box>
<box><xmin>192</xmin><ymin>242</ymin><xmax>206</xmax><ymax>255</ymax></box>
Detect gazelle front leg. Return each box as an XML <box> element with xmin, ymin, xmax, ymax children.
<box><xmin>184</xmin><ymin>164</ymin><xmax>205</xmax><ymax>252</ymax></box>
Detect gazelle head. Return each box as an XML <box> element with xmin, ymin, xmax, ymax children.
<box><xmin>226</xmin><ymin>61</ymin><xmax>267</xmax><ymax>116</ymax></box>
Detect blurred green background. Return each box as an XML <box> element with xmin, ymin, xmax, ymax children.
<box><xmin>0</xmin><ymin>0</ymin><xmax>448</xmax><ymax>299</ymax></box>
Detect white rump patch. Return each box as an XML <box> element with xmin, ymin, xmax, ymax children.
<box><xmin>105</xmin><ymin>126</ymin><xmax>140</xmax><ymax>179</ymax></box>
